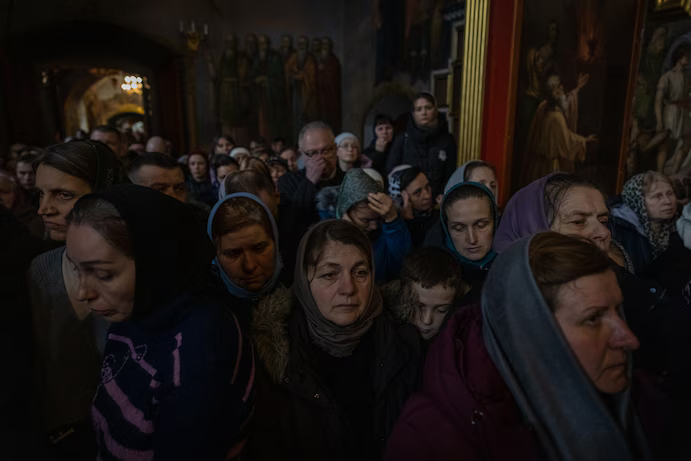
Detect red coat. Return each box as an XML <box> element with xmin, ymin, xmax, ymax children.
<box><xmin>385</xmin><ymin>305</ymin><xmax>540</xmax><ymax>461</ymax></box>
<box><xmin>386</xmin><ymin>305</ymin><xmax>683</xmax><ymax>460</ymax></box>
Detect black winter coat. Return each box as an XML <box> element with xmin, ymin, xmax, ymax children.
<box><xmin>405</xmin><ymin>213</ymin><xmax>439</xmax><ymax>248</ymax></box>
<box><xmin>641</xmin><ymin>232</ymin><xmax>691</xmax><ymax>307</ymax></box>
<box><xmin>277</xmin><ymin>169</ymin><xmax>345</xmax><ymax>268</ymax></box>
<box><xmin>610</xmin><ymin>215</ymin><xmax>653</xmax><ymax>275</ymax></box>
<box><xmin>362</xmin><ymin>142</ymin><xmax>391</xmax><ymax>178</ymax></box>
<box><xmin>246</xmin><ymin>287</ymin><xmax>422</xmax><ymax>461</ymax></box>
<box><xmin>385</xmin><ymin>116</ymin><xmax>457</xmax><ymax>198</ymax></box>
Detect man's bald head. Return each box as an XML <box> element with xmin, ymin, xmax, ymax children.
<box><xmin>297</xmin><ymin>121</ymin><xmax>334</xmax><ymax>151</ymax></box>
<box><xmin>146</xmin><ymin>136</ymin><xmax>167</xmax><ymax>154</ymax></box>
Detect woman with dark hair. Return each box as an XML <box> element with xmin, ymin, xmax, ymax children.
<box><xmin>27</xmin><ymin>140</ymin><xmax>128</xmax><ymax>460</ymax></box>
<box><xmin>211</xmin><ymin>154</ymin><xmax>239</xmax><ymax>190</ymax></box>
<box><xmin>385</xmin><ymin>93</ymin><xmax>457</xmax><ymax>199</ymax></box>
<box><xmin>363</xmin><ymin>113</ymin><xmax>394</xmax><ymax>176</ymax></box>
<box><xmin>213</xmin><ymin>135</ymin><xmax>235</xmax><ymax>155</ymax></box>
<box><xmin>387</xmin><ymin>233</ymin><xmax>665</xmax><ymax>460</ymax></box>
<box><xmin>246</xmin><ymin>219</ymin><xmax>421</xmax><ymax>461</ymax></box>
<box><xmin>65</xmin><ymin>185</ymin><xmax>253</xmax><ymax>460</ymax></box>
<box><xmin>388</xmin><ymin>166</ymin><xmax>437</xmax><ymax>248</ymax></box>
<box><xmin>187</xmin><ymin>150</ymin><xmax>217</xmax><ymax>207</ymax></box>
<box><xmin>279</xmin><ymin>146</ymin><xmax>299</xmax><ymax>172</ymax></box>
<box><xmin>208</xmin><ymin>193</ymin><xmax>284</xmax><ymax>328</ymax></box>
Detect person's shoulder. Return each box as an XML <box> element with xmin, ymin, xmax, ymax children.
<box><xmin>374</xmin><ymin>308</ymin><xmax>422</xmax><ymax>354</ymax></box>
<box><xmin>28</xmin><ymin>246</ymin><xmax>63</xmax><ymax>281</ymax></box>
<box><xmin>278</xmin><ymin>169</ymin><xmax>307</xmax><ymax>191</ymax></box>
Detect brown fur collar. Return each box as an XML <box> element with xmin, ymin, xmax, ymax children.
<box><xmin>251</xmin><ymin>285</ymin><xmax>294</xmax><ymax>383</ymax></box>
<box><xmin>380</xmin><ymin>280</ymin><xmax>416</xmax><ymax>324</ymax></box>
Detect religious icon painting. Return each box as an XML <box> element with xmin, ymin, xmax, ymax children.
<box><xmin>508</xmin><ymin>0</ymin><xmax>645</xmax><ymax>195</ymax></box>
<box><xmin>626</xmin><ymin>8</ymin><xmax>691</xmax><ymax>181</ymax></box>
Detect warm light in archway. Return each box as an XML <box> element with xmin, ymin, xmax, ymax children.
<box><xmin>121</xmin><ymin>75</ymin><xmax>143</xmax><ymax>93</ymax></box>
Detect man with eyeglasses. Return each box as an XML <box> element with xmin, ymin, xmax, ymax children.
<box><xmin>278</xmin><ymin>121</ymin><xmax>345</xmax><ymax>250</ymax></box>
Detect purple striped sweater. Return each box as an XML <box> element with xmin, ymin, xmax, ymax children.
<box><xmin>92</xmin><ymin>292</ymin><xmax>254</xmax><ymax>461</ymax></box>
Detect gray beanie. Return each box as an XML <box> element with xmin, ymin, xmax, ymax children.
<box><xmin>336</xmin><ymin>168</ymin><xmax>383</xmax><ymax>219</ymax></box>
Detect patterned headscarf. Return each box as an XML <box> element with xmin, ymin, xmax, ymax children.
<box><xmin>622</xmin><ymin>172</ymin><xmax>677</xmax><ymax>258</ymax></box>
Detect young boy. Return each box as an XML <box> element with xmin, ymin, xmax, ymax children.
<box><xmin>384</xmin><ymin>246</ymin><xmax>466</xmax><ymax>340</ymax></box>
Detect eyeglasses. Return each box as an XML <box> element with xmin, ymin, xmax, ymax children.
<box><xmin>302</xmin><ymin>144</ymin><xmax>336</xmax><ymax>158</ymax></box>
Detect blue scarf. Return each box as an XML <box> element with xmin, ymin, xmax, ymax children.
<box><xmin>441</xmin><ymin>181</ymin><xmax>498</xmax><ymax>269</ymax></box>
<box><xmin>206</xmin><ymin>192</ymin><xmax>283</xmax><ymax>299</ymax></box>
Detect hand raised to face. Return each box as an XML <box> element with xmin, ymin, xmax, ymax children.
<box><xmin>367</xmin><ymin>192</ymin><xmax>397</xmax><ymax>223</ymax></box>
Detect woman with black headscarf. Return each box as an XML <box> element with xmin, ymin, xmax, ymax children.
<box><xmin>246</xmin><ymin>219</ymin><xmax>421</xmax><ymax>461</ymax></box>
<box><xmin>65</xmin><ymin>185</ymin><xmax>254</xmax><ymax>460</ymax></box>
<box><xmin>27</xmin><ymin>140</ymin><xmax>129</xmax><ymax>460</ymax></box>
<box><xmin>387</xmin><ymin>233</ymin><xmax>669</xmax><ymax>460</ymax></box>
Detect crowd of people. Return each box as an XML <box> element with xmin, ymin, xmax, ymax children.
<box><xmin>2</xmin><ymin>90</ymin><xmax>691</xmax><ymax>460</ymax></box>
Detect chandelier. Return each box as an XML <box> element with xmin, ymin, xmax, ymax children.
<box><xmin>121</xmin><ymin>75</ymin><xmax>143</xmax><ymax>94</ymax></box>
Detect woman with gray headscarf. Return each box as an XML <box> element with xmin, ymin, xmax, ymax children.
<box><xmin>246</xmin><ymin>219</ymin><xmax>421</xmax><ymax>461</ymax></box>
<box><xmin>387</xmin><ymin>232</ymin><xmax>669</xmax><ymax>460</ymax></box>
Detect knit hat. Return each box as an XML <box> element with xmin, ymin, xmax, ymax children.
<box><xmin>336</xmin><ymin>168</ymin><xmax>383</xmax><ymax>219</ymax></box>
<box><xmin>334</xmin><ymin>132</ymin><xmax>360</xmax><ymax>147</ymax></box>
<box><xmin>363</xmin><ymin>168</ymin><xmax>384</xmax><ymax>188</ymax></box>
<box><xmin>229</xmin><ymin>147</ymin><xmax>251</xmax><ymax>159</ymax></box>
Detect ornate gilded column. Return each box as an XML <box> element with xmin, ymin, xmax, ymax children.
<box><xmin>457</xmin><ymin>0</ymin><xmax>490</xmax><ymax>165</ymax></box>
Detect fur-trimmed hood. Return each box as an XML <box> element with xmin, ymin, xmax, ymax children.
<box><xmin>251</xmin><ymin>285</ymin><xmax>294</xmax><ymax>383</ymax></box>
<box><xmin>315</xmin><ymin>185</ymin><xmax>340</xmax><ymax>220</ymax></box>
<box><xmin>380</xmin><ymin>280</ymin><xmax>417</xmax><ymax>324</ymax></box>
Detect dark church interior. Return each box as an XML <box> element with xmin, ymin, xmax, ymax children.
<box><xmin>3</xmin><ymin>0</ymin><xmax>691</xmax><ymax>459</ymax></box>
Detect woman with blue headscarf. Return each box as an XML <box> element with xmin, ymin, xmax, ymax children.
<box><xmin>207</xmin><ymin>192</ymin><xmax>283</xmax><ymax>329</ymax></box>
<box><xmin>438</xmin><ymin>182</ymin><xmax>498</xmax><ymax>301</ymax></box>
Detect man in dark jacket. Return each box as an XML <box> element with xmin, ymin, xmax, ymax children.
<box><xmin>386</xmin><ymin>93</ymin><xmax>457</xmax><ymax>199</ymax></box>
<box><xmin>278</xmin><ymin>121</ymin><xmax>344</xmax><ymax>249</ymax></box>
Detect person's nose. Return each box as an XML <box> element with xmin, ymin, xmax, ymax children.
<box><xmin>466</xmin><ymin>227</ymin><xmax>478</xmax><ymax>245</ymax></box>
<box><xmin>76</xmin><ymin>275</ymin><xmax>96</xmax><ymax>303</ymax></box>
<box><xmin>37</xmin><ymin>195</ymin><xmax>54</xmax><ymax>216</ymax></box>
<box><xmin>421</xmin><ymin>309</ymin><xmax>433</xmax><ymax>326</ymax></box>
<box><xmin>338</xmin><ymin>273</ymin><xmax>356</xmax><ymax>297</ymax></box>
<box><xmin>241</xmin><ymin>253</ymin><xmax>258</xmax><ymax>274</ymax></box>
<box><xmin>609</xmin><ymin>316</ymin><xmax>640</xmax><ymax>352</ymax></box>
<box><xmin>591</xmin><ymin>222</ymin><xmax>611</xmax><ymax>243</ymax></box>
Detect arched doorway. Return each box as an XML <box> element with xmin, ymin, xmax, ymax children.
<box><xmin>2</xmin><ymin>21</ymin><xmax>185</xmax><ymax>151</ymax></box>
<box><xmin>361</xmin><ymin>84</ymin><xmax>414</xmax><ymax>146</ymax></box>
<box><xmin>64</xmin><ymin>70</ymin><xmax>146</xmax><ymax>140</ymax></box>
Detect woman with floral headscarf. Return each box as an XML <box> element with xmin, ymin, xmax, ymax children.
<box><xmin>611</xmin><ymin>171</ymin><xmax>680</xmax><ymax>274</ymax></box>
